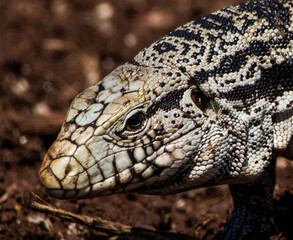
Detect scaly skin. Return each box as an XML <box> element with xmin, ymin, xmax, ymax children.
<box><xmin>39</xmin><ymin>0</ymin><xmax>293</xmax><ymax>239</ymax></box>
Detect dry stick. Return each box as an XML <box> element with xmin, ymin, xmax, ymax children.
<box><xmin>31</xmin><ymin>194</ymin><xmax>198</xmax><ymax>240</ymax></box>
<box><xmin>31</xmin><ymin>193</ymin><xmax>131</xmax><ymax>236</ymax></box>
<box><xmin>0</xmin><ymin>191</ymin><xmax>9</xmax><ymax>205</ymax></box>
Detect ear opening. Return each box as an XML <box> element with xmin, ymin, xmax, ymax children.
<box><xmin>191</xmin><ymin>90</ymin><xmax>209</xmax><ymax>112</ymax></box>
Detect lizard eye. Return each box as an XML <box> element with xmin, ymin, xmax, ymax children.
<box><xmin>125</xmin><ymin>112</ymin><xmax>145</xmax><ymax>131</ymax></box>
<box><xmin>116</xmin><ymin>108</ymin><xmax>149</xmax><ymax>139</ymax></box>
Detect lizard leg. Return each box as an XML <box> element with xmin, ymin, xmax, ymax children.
<box><xmin>215</xmin><ymin>159</ymin><xmax>278</xmax><ymax>240</ymax></box>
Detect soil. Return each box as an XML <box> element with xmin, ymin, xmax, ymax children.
<box><xmin>1</xmin><ymin>0</ymin><xmax>293</xmax><ymax>239</ymax></box>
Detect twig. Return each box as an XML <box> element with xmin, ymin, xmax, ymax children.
<box><xmin>31</xmin><ymin>193</ymin><xmax>131</xmax><ymax>235</ymax></box>
<box><xmin>0</xmin><ymin>184</ymin><xmax>18</xmax><ymax>205</ymax></box>
<box><xmin>0</xmin><ymin>191</ymin><xmax>9</xmax><ymax>205</ymax></box>
<box><xmin>31</xmin><ymin>193</ymin><xmax>198</xmax><ymax>240</ymax></box>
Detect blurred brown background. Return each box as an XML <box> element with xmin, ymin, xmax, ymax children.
<box><xmin>0</xmin><ymin>0</ymin><xmax>292</xmax><ymax>239</ymax></box>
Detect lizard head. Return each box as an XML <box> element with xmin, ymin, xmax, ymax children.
<box><xmin>40</xmin><ymin>55</ymin><xmax>274</xmax><ymax>199</ymax></box>
<box><xmin>39</xmin><ymin>63</ymin><xmax>229</xmax><ymax>199</ymax></box>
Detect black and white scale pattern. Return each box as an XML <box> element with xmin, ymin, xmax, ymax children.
<box><xmin>39</xmin><ymin>0</ymin><xmax>293</xmax><ymax>239</ymax></box>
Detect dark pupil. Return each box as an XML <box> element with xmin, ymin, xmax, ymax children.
<box><xmin>126</xmin><ymin>112</ymin><xmax>144</xmax><ymax>130</ymax></box>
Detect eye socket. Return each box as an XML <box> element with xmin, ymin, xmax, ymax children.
<box><xmin>125</xmin><ymin>112</ymin><xmax>145</xmax><ymax>131</ymax></box>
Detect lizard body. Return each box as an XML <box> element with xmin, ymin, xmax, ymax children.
<box><xmin>39</xmin><ymin>0</ymin><xmax>293</xmax><ymax>238</ymax></box>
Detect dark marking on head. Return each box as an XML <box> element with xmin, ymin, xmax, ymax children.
<box><xmin>153</xmin><ymin>42</ymin><xmax>178</xmax><ymax>54</ymax></box>
<box><xmin>219</xmin><ymin>62</ymin><xmax>293</xmax><ymax>105</ymax></box>
<box><xmin>169</xmin><ymin>29</ymin><xmax>204</xmax><ymax>42</ymax></box>
<box><xmin>127</xmin><ymin>149</ymin><xmax>137</xmax><ymax>164</ymax></box>
<box><xmin>147</xmin><ymin>89</ymin><xmax>186</xmax><ymax>115</ymax></box>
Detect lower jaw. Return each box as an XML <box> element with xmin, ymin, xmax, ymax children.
<box><xmin>44</xmin><ymin>186</ymin><xmax>91</xmax><ymax>200</ymax></box>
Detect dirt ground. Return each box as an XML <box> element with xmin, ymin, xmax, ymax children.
<box><xmin>1</xmin><ymin>0</ymin><xmax>293</xmax><ymax>239</ymax></box>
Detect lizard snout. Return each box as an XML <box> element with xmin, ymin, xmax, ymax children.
<box><xmin>39</xmin><ymin>141</ymin><xmax>90</xmax><ymax>199</ymax></box>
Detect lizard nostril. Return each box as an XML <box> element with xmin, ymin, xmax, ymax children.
<box><xmin>65</xmin><ymin>164</ymin><xmax>73</xmax><ymax>176</ymax></box>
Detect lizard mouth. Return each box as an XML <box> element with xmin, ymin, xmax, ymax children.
<box><xmin>43</xmin><ymin>186</ymin><xmax>92</xmax><ymax>200</ymax></box>
<box><xmin>40</xmin><ymin>151</ymin><xmax>194</xmax><ymax>199</ymax></box>
<box><xmin>43</xmin><ymin>168</ymin><xmax>191</xmax><ymax>199</ymax></box>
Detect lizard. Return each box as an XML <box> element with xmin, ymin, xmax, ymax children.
<box><xmin>39</xmin><ymin>0</ymin><xmax>293</xmax><ymax>239</ymax></box>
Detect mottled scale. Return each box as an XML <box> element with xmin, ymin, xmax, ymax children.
<box><xmin>39</xmin><ymin>1</ymin><xmax>293</xmax><ymax>239</ymax></box>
